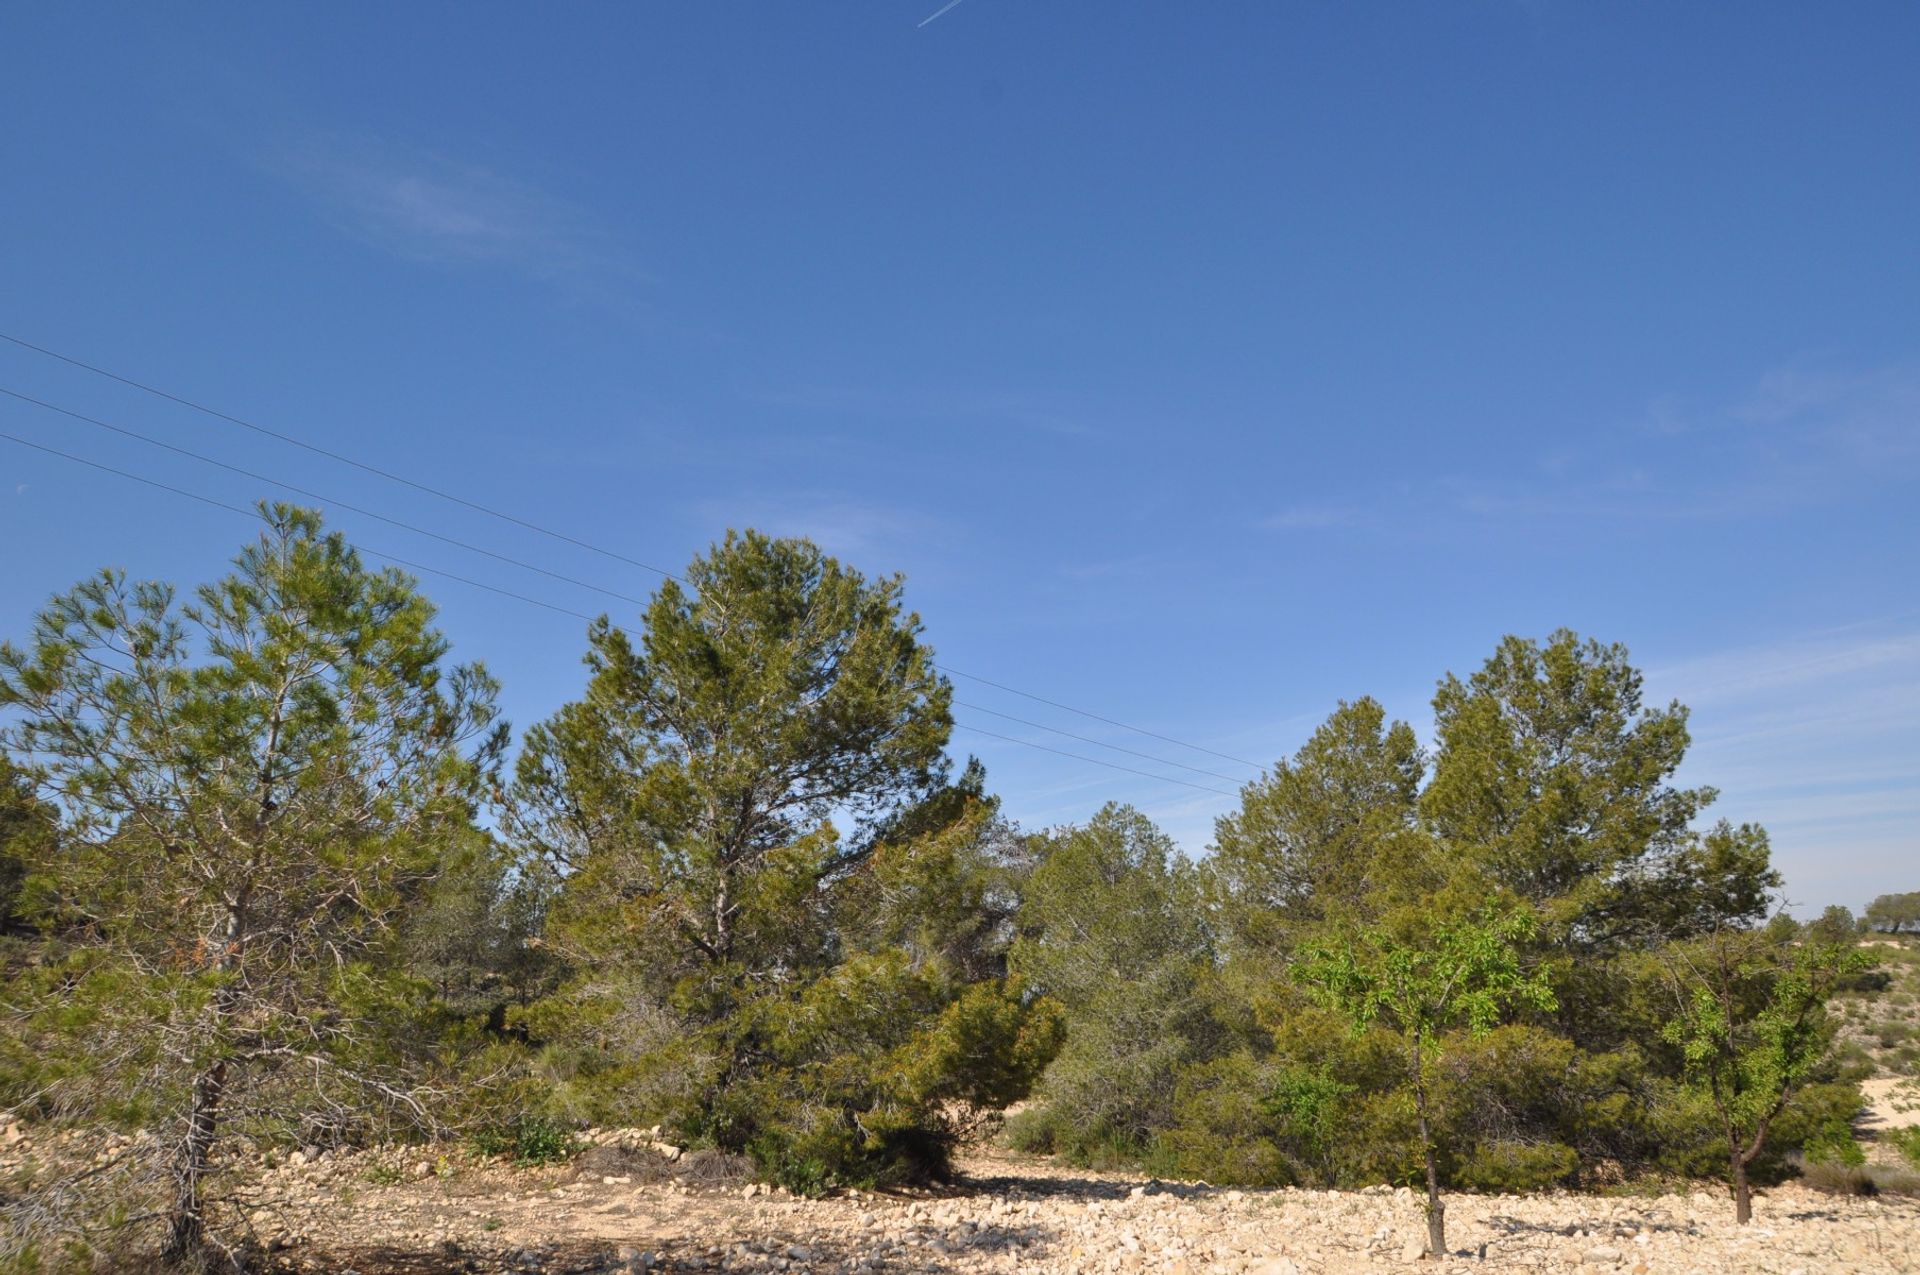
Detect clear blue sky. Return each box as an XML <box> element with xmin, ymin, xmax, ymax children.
<box><xmin>3</xmin><ymin>4</ymin><xmax>1916</xmax><ymax>910</ymax></box>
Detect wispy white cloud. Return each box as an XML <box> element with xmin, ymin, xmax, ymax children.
<box><xmin>274</xmin><ymin>135</ymin><xmax>633</xmax><ymax>286</ymax></box>
<box><xmin>1645</xmin><ymin>619</ymin><xmax>1920</xmax><ymax>911</ymax></box>
<box><xmin>1447</xmin><ymin>356</ymin><xmax>1920</xmax><ymax>524</ymax></box>
<box><xmin>1648</xmin><ymin>625</ymin><xmax>1920</xmax><ymax>707</ymax></box>
<box><xmin>1255</xmin><ymin>504</ymin><xmax>1361</xmax><ymax>531</ymax></box>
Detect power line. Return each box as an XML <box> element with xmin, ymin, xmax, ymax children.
<box><xmin>0</xmin><ymin>386</ymin><xmax>653</xmax><ymax>612</ymax></box>
<box><xmin>0</xmin><ymin>331</ymin><xmax>686</xmax><ymax>586</ymax></box>
<box><xmin>6</xmin><ymin>383</ymin><xmax>1259</xmax><ymax>781</ymax></box>
<box><xmin>0</xmin><ymin>432</ymin><xmax>611</xmax><ymax>623</ymax></box>
<box><xmin>941</xmin><ymin>666</ymin><xmax>1262</xmax><ymax>768</ymax></box>
<box><xmin>0</xmin><ymin>330</ymin><xmax>1265</xmax><ymax>772</ymax></box>
<box><xmin>1</xmin><ymin>430</ymin><xmax>1246</xmax><ymax>803</ymax></box>
<box><xmin>953</xmin><ymin>699</ymin><xmax>1246</xmax><ymax>785</ymax></box>
<box><xmin>952</xmin><ymin>725</ymin><xmax>1237</xmax><ymax>798</ymax></box>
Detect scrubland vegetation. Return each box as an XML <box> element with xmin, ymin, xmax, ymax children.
<box><xmin>1</xmin><ymin>505</ymin><xmax>1914</xmax><ymax>1270</ymax></box>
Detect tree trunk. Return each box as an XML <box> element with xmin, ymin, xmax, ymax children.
<box><xmin>1412</xmin><ymin>1040</ymin><xmax>1445</xmax><ymax>1258</ymax></box>
<box><xmin>168</xmin><ymin>902</ymin><xmax>245</xmax><ymax>1260</ymax></box>
<box><xmin>1731</xmin><ymin>1151</ymin><xmax>1751</xmax><ymax>1225</ymax></box>
<box><xmin>165</xmin><ymin>1057</ymin><xmax>227</xmax><ymax>1259</ymax></box>
<box><xmin>1418</xmin><ymin>1111</ymin><xmax>1446</xmax><ymax>1256</ymax></box>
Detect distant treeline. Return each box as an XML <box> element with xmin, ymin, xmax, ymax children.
<box><xmin>0</xmin><ymin>505</ymin><xmax>1904</xmax><ymax>1263</ymax></box>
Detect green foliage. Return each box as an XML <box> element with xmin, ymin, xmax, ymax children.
<box><xmin>504</xmin><ymin>531</ymin><xmax>1053</xmax><ymax>1191</ymax></box>
<box><xmin>1423</xmin><ymin>631</ymin><xmax>1773</xmax><ymax>951</ymax></box>
<box><xmin>1009</xmin><ymin>805</ymin><xmax>1224</xmax><ymax>1162</ymax></box>
<box><xmin>1866</xmin><ymin>892</ymin><xmax>1920</xmax><ymax>934</ymax></box>
<box><xmin>1209</xmin><ymin>698</ymin><xmax>1428</xmax><ymax>953</ymax></box>
<box><xmin>473</xmin><ymin>1115</ymin><xmax>580</xmax><ymax>1166</ymax></box>
<box><xmin>2</xmin><ymin>511</ymin><xmax>1889</xmax><ymax>1261</ymax></box>
<box><xmin>1296</xmin><ymin>903</ymin><xmax>1558</xmax><ymax>1047</ymax></box>
<box><xmin>1801</xmin><ymin>1116</ymin><xmax>1865</xmax><ymax>1168</ymax></box>
<box><xmin>1658</xmin><ymin>924</ymin><xmax>1872</xmax><ymax>1219</ymax></box>
<box><xmin>0</xmin><ymin>505</ymin><xmax>505</xmax><ymax>1256</ymax></box>
<box><xmin>1263</xmin><ymin>1061</ymin><xmax>1353</xmax><ymax>1177</ymax></box>
<box><xmin>0</xmin><ymin>755</ymin><xmax>54</xmax><ymax>936</ymax></box>
<box><xmin>1889</xmin><ymin>1126</ymin><xmax>1920</xmax><ymax>1170</ymax></box>
<box><xmin>1453</xmin><ymin>1139</ymin><xmax>1581</xmax><ymax>1194</ymax></box>
<box><xmin>1296</xmin><ymin>901</ymin><xmax>1557</xmax><ymax>1253</ymax></box>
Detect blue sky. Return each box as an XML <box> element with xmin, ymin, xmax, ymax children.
<box><xmin>2</xmin><ymin>3</ymin><xmax>1915</xmax><ymax>910</ymax></box>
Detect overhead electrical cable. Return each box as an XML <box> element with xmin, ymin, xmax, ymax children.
<box><xmin>0</xmin><ymin>431</ymin><xmax>610</xmax><ymax>623</ymax></box>
<box><xmin>0</xmin><ymin>330</ymin><xmax>1265</xmax><ymax>772</ymax></box>
<box><xmin>0</xmin><ymin>331</ymin><xmax>687</xmax><ymax>585</ymax></box>
<box><xmin>952</xmin><ymin>699</ymin><xmax>1246</xmax><ymax>785</ymax></box>
<box><xmin>1</xmin><ymin>429</ymin><xmax>1248</xmax><ymax>801</ymax></box>
<box><xmin>951</xmin><ymin>725</ymin><xmax>1237</xmax><ymax>798</ymax></box>
<box><xmin>0</xmin><ymin>386</ymin><xmax>653</xmax><ymax>611</ymax></box>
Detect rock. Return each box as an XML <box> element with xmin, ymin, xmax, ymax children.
<box><xmin>1246</xmin><ymin>1259</ymin><xmax>1303</xmax><ymax>1275</ymax></box>
<box><xmin>1584</xmin><ymin>1245</ymin><xmax>1624</xmax><ymax>1264</ymax></box>
<box><xmin>1400</xmin><ymin>1239</ymin><xmax>1427</xmax><ymax>1262</ymax></box>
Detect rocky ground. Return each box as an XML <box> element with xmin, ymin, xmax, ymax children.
<box><xmin>185</xmin><ymin>1134</ymin><xmax>1917</xmax><ymax>1275</ymax></box>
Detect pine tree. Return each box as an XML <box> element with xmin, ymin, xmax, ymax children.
<box><xmin>0</xmin><ymin>505</ymin><xmax>504</xmax><ymax>1258</ymax></box>
<box><xmin>508</xmin><ymin>530</ymin><xmax>1055</xmax><ymax>1185</ymax></box>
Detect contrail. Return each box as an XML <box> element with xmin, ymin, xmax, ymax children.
<box><xmin>919</xmin><ymin>0</ymin><xmax>967</xmax><ymax>27</ymax></box>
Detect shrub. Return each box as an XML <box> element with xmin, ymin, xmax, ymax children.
<box><xmin>1890</xmin><ymin>1126</ymin><xmax>1920</xmax><ymax>1170</ymax></box>
<box><xmin>1799</xmin><ymin>1159</ymin><xmax>1875</xmax><ymax>1196</ymax></box>
<box><xmin>1802</xmin><ymin>1116</ymin><xmax>1866</xmax><ymax>1168</ymax></box>
<box><xmin>1142</xmin><ymin>1052</ymin><xmax>1293</xmax><ymax>1186</ymax></box>
<box><xmin>1454</xmin><ymin>1139</ymin><xmax>1580</xmax><ymax>1193</ymax></box>
<box><xmin>1002</xmin><ymin>1106</ymin><xmax>1058</xmax><ymax>1155</ymax></box>
<box><xmin>473</xmin><ymin>1116</ymin><xmax>580</xmax><ymax>1166</ymax></box>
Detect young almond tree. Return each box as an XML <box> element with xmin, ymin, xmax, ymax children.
<box><xmin>1296</xmin><ymin>901</ymin><xmax>1555</xmax><ymax>1259</ymax></box>
<box><xmin>1659</xmin><ymin>922</ymin><xmax>1871</xmax><ymax>1223</ymax></box>
<box><xmin>0</xmin><ymin>505</ymin><xmax>503</xmax><ymax>1260</ymax></box>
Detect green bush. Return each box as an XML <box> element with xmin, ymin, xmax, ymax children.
<box><xmin>1455</xmin><ymin>1139</ymin><xmax>1580</xmax><ymax>1193</ymax></box>
<box><xmin>1802</xmin><ymin>1116</ymin><xmax>1866</xmax><ymax>1169</ymax></box>
<box><xmin>1002</xmin><ymin>1105</ymin><xmax>1059</xmax><ymax>1155</ymax></box>
<box><xmin>1890</xmin><ymin>1126</ymin><xmax>1920</xmax><ymax>1170</ymax></box>
<box><xmin>473</xmin><ymin>1115</ymin><xmax>580</xmax><ymax>1166</ymax></box>
<box><xmin>1141</xmin><ymin>1052</ymin><xmax>1294</xmax><ymax>1186</ymax></box>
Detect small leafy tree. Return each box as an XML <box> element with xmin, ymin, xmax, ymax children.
<box><xmin>1296</xmin><ymin>901</ymin><xmax>1556</xmax><ymax>1258</ymax></box>
<box><xmin>1658</xmin><ymin>922</ymin><xmax>1872</xmax><ymax>1222</ymax></box>
<box><xmin>0</xmin><ymin>505</ymin><xmax>503</xmax><ymax>1259</ymax></box>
